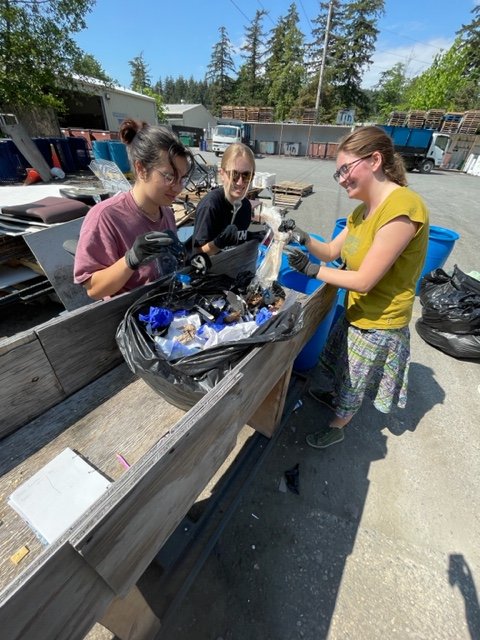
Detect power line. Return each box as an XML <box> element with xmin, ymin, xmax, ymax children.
<box><xmin>298</xmin><ymin>0</ymin><xmax>313</xmax><ymax>31</ymax></box>
<box><xmin>257</xmin><ymin>0</ymin><xmax>276</xmax><ymax>26</ymax></box>
<box><xmin>228</xmin><ymin>0</ymin><xmax>251</xmax><ymax>23</ymax></box>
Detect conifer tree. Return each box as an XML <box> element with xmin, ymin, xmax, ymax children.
<box><xmin>206</xmin><ymin>26</ymin><xmax>236</xmax><ymax>115</ymax></box>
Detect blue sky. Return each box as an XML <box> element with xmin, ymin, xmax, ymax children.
<box><xmin>74</xmin><ymin>0</ymin><xmax>479</xmax><ymax>91</ymax></box>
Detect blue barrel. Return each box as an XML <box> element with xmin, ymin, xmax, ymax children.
<box><xmin>92</xmin><ymin>140</ymin><xmax>112</xmax><ymax>162</ymax></box>
<box><xmin>416</xmin><ymin>225</ymin><xmax>460</xmax><ymax>293</ymax></box>
<box><xmin>277</xmin><ymin>234</ymin><xmax>338</xmax><ymax>372</ymax></box>
<box><xmin>331</xmin><ymin>217</ymin><xmax>347</xmax><ymax>239</ymax></box>
<box><xmin>108</xmin><ymin>141</ymin><xmax>131</xmax><ymax>173</ymax></box>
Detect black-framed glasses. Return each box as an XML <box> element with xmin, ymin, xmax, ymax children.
<box><xmin>225</xmin><ymin>169</ymin><xmax>253</xmax><ymax>183</ymax></box>
<box><xmin>155</xmin><ymin>168</ymin><xmax>190</xmax><ymax>188</ymax></box>
<box><xmin>333</xmin><ymin>157</ymin><xmax>370</xmax><ymax>182</ymax></box>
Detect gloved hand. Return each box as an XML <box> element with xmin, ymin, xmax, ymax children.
<box><xmin>125</xmin><ymin>230</ymin><xmax>177</xmax><ymax>270</ymax></box>
<box><xmin>291</xmin><ymin>226</ymin><xmax>310</xmax><ymax>246</ymax></box>
<box><xmin>188</xmin><ymin>252</ymin><xmax>212</xmax><ymax>276</ymax></box>
<box><xmin>214</xmin><ymin>224</ymin><xmax>238</xmax><ymax>249</ymax></box>
<box><xmin>287</xmin><ymin>248</ymin><xmax>320</xmax><ymax>278</ymax></box>
<box><xmin>246</xmin><ymin>228</ymin><xmax>268</xmax><ymax>243</ymax></box>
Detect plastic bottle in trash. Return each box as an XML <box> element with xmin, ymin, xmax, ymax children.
<box><xmin>177</xmin><ymin>274</ymin><xmax>191</xmax><ymax>288</ymax></box>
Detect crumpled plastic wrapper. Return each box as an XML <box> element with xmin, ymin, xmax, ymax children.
<box><xmin>254</xmin><ymin>206</ymin><xmax>290</xmax><ymax>289</ymax></box>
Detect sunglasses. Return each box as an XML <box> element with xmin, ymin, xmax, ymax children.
<box><xmin>224</xmin><ymin>169</ymin><xmax>253</xmax><ymax>183</ymax></box>
<box><xmin>333</xmin><ymin>156</ymin><xmax>371</xmax><ymax>182</ymax></box>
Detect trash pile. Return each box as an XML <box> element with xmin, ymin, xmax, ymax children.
<box><xmin>138</xmin><ymin>276</ymin><xmax>287</xmax><ymax>361</ymax></box>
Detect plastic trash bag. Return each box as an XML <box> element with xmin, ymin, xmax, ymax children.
<box><xmin>416</xmin><ymin>265</ymin><xmax>480</xmax><ymax>359</ymax></box>
<box><xmin>116</xmin><ymin>273</ymin><xmax>303</xmax><ymax>410</ymax></box>
<box><xmin>419</xmin><ymin>265</ymin><xmax>480</xmax><ymax>334</ymax></box>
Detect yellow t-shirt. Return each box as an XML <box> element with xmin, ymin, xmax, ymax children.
<box><xmin>341</xmin><ymin>186</ymin><xmax>429</xmax><ymax>329</ymax></box>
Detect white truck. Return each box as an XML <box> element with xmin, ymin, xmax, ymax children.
<box><xmin>211</xmin><ymin>121</ymin><xmax>252</xmax><ymax>156</ymax></box>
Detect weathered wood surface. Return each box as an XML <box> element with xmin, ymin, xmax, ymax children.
<box><xmin>0</xmin><ymin>281</ymin><xmax>157</xmax><ymax>439</ymax></box>
<box><xmin>0</xmin><ymin>281</ymin><xmax>337</xmax><ymax>640</ymax></box>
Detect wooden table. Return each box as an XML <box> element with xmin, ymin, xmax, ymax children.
<box><xmin>0</xmin><ymin>278</ymin><xmax>336</xmax><ymax>640</ymax></box>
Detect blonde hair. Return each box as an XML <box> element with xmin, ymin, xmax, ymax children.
<box><xmin>338</xmin><ymin>126</ymin><xmax>407</xmax><ymax>187</ymax></box>
<box><xmin>221</xmin><ymin>143</ymin><xmax>255</xmax><ymax>172</ymax></box>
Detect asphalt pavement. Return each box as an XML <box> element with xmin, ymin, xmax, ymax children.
<box><xmin>162</xmin><ymin>152</ymin><xmax>480</xmax><ymax>640</ymax></box>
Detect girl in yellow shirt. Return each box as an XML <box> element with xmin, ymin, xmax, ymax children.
<box><xmin>288</xmin><ymin>126</ymin><xmax>429</xmax><ymax>449</ymax></box>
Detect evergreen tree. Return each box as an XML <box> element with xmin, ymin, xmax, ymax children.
<box><xmin>73</xmin><ymin>53</ymin><xmax>113</xmax><ymax>84</ymax></box>
<box><xmin>129</xmin><ymin>52</ymin><xmax>151</xmax><ymax>93</ymax></box>
<box><xmin>0</xmin><ymin>0</ymin><xmax>95</xmax><ymax>109</ymax></box>
<box><xmin>264</xmin><ymin>3</ymin><xmax>306</xmax><ymax>121</ymax></box>
<box><xmin>309</xmin><ymin>0</ymin><xmax>384</xmax><ymax>121</ymax></box>
<box><xmin>235</xmin><ymin>10</ymin><xmax>267</xmax><ymax>106</ymax></box>
<box><xmin>206</xmin><ymin>26</ymin><xmax>236</xmax><ymax>115</ymax></box>
<box><xmin>456</xmin><ymin>4</ymin><xmax>480</xmax><ymax>106</ymax></box>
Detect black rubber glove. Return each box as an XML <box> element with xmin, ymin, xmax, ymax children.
<box><xmin>287</xmin><ymin>248</ymin><xmax>320</xmax><ymax>278</ymax></box>
<box><xmin>291</xmin><ymin>226</ymin><xmax>310</xmax><ymax>246</ymax></box>
<box><xmin>246</xmin><ymin>228</ymin><xmax>268</xmax><ymax>243</ymax></box>
<box><xmin>189</xmin><ymin>252</ymin><xmax>212</xmax><ymax>276</ymax></box>
<box><xmin>214</xmin><ymin>224</ymin><xmax>238</xmax><ymax>249</ymax></box>
<box><xmin>125</xmin><ymin>230</ymin><xmax>176</xmax><ymax>270</ymax></box>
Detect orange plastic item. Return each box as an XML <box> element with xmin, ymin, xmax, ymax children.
<box><xmin>50</xmin><ymin>143</ymin><xmax>62</xmax><ymax>169</ymax></box>
<box><xmin>24</xmin><ymin>168</ymin><xmax>41</xmax><ymax>185</ymax></box>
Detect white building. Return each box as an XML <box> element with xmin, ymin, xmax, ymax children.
<box><xmin>164</xmin><ymin>104</ymin><xmax>217</xmax><ymax>131</ymax></box>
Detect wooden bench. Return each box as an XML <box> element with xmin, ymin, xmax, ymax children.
<box><xmin>0</xmin><ymin>279</ymin><xmax>336</xmax><ymax>639</ymax></box>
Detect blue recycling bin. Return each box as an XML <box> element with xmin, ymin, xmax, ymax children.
<box><xmin>416</xmin><ymin>225</ymin><xmax>460</xmax><ymax>293</ymax></box>
<box><xmin>276</xmin><ymin>234</ymin><xmax>338</xmax><ymax>372</ymax></box>
<box><xmin>92</xmin><ymin>140</ymin><xmax>111</xmax><ymax>162</ymax></box>
<box><xmin>108</xmin><ymin>141</ymin><xmax>131</xmax><ymax>173</ymax></box>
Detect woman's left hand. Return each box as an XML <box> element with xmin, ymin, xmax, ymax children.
<box><xmin>287</xmin><ymin>248</ymin><xmax>320</xmax><ymax>278</ymax></box>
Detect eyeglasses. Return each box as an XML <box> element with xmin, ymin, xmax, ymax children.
<box><xmin>155</xmin><ymin>168</ymin><xmax>190</xmax><ymax>188</ymax></box>
<box><xmin>333</xmin><ymin>157</ymin><xmax>370</xmax><ymax>182</ymax></box>
<box><xmin>224</xmin><ymin>169</ymin><xmax>253</xmax><ymax>183</ymax></box>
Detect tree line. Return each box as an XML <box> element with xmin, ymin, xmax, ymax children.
<box><xmin>1</xmin><ymin>1</ymin><xmax>479</xmax><ymax>127</ymax></box>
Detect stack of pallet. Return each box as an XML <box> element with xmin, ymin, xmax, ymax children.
<box><xmin>233</xmin><ymin>106</ymin><xmax>247</xmax><ymax>121</ymax></box>
<box><xmin>458</xmin><ymin>110</ymin><xmax>480</xmax><ymax>134</ymax></box>
<box><xmin>406</xmin><ymin>110</ymin><xmax>426</xmax><ymax>128</ymax></box>
<box><xmin>440</xmin><ymin>112</ymin><xmax>464</xmax><ymax>133</ymax></box>
<box><xmin>388</xmin><ymin>111</ymin><xmax>407</xmax><ymax>126</ymax></box>
<box><xmin>246</xmin><ymin>107</ymin><xmax>260</xmax><ymax>122</ymax></box>
<box><xmin>424</xmin><ymin>109</ymin><xmax>445</xmax><ymax>129</ymax></box>
<box><xmin>259</xmin><ymin>107</ymin><xmax>274</xmax><ymax>122</ymax></box>
<box><xmin>221</xmin><ymin>106</ymin><xmax>234</xmax><ymax>119</ymax></box>
<box><xmin>271</xmin><ymin>181</ymin><xmax>313</xmax><ymax>210</ymax></box>
<box><xmin>302</xmin><ymin>109</ymin><xmax>318</xmax><ymax>124</ymax></box>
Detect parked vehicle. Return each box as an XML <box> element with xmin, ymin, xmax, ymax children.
<box><xmin>211</xmin><ymin>120</ymin><xmax>252</xmax><ymax>156</ymax></box>
<box><xmin>381</xmin><ymin>125</ymin><xmax>451</xmax><ymax>174</ymax></box>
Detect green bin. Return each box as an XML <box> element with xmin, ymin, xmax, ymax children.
<box><xmin>179</xmin><ymin>135</ymin><xmax>193</xmax><ymax>147</ymax></box>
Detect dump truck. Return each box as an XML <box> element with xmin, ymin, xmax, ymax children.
<box><xmin>211</xmin><ymin>120</ymin><xmax>252</xmax><ymax>156</ymax></box>
<box><xmin>381</xmin><ymin>125</ymin><xmax>451</xmax><ymax>174</ymax></box>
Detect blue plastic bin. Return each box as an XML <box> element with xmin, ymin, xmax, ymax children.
<box><xmin>108</xmin><ymin>141</ymin><xmax>131</xmax><ymax>173</ymax></box>
<box><xmin>49</xmin><ymin>137</ymin><xmax>76</xmax><ymax>173</ymax></box>
<box><xmin>276</xmin><ymin>234</ymin><xmax>338</xmax><ymax>372</ymax></box>
<box><xmin>92</xmin><ymin>140</ymin><xmax>112</xmax><ymax>162</ymax></box>
<box><xmin>67</xmin><ymin>136</ymin><xmax>91</xmax><ymax>170</ymax></box>
<box><xmin>416</xmin><ymin>225</ymin><xmax>460</xmax><ymax>293</ymax></box>
<box><xmin>331</xmin><ymin>217</ymin><xmax>347</xmax><ymax>239</ymax></box>
<box><xmin>0</xmin><ymin>141</ymin><xmax>24</xmax><ymax>183</ymax></box>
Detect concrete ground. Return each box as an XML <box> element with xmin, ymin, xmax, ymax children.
<box><xmin>159</xmin><ymin>153</ymin><xmax>480</xmax><ymax>639</ymax></box>
<box><xmin>2</xmin><ymin>153</ymin><xmax>479</xmax><ymax>639</ymax></box>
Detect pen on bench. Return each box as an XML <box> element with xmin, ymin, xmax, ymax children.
<box><xmin>116</xmin><ymin>453</ymin><xmax>131</xmax><ymax>469</ymax></box>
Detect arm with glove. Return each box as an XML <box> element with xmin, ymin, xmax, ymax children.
<box><xmin>83</xmin><ymin>230</ymin><xmax>183</xmax><ymax>299</ymax></box>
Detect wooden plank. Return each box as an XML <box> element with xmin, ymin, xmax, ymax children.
<box><xmin>0</xmin><ymin>541</ymin><xmax>114</xmax><ymax>640</ymax></box>
<box><xmin>271</xmin><ymin>181</ymin><xmax>313</xmax><ymax>196</ymax></box>
<box><xmin>70</xmin><ymin>284</ymin><xmax>336</xmax><ymax>595</ymax></box>
<box><xmin>0</xmin><ymin>365</ymin><xmax>184</xmax><ymax>593</ymax></box>
<box><xmin>34</xmin><ymin>284</ymin><xmax>155</xmax><ymax>396</ymax></box>
<box><xmin>99</xmin><ymin>586</ymin><xmax>161</xmax><ymax>640</ymax></box>
<box><xmin>248</xmin><ymin>365</ymin><xmax>293</xmax><ymax>437</ymax></box>
<box><xmin>0</xmin><ymin>333</ymin><xmax>64</xmax><ymax>439</ymax></box>
<box><xmin>272</xmin><ymin>193</ymin><xmax>302</xmax><ymax>210</ymax></box>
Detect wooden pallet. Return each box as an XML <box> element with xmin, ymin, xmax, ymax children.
<box><xmin>272</xmin><ymin>193</ymin><xmax>302</xmax><ymax>210</ymax></box>
<box><xmin>271</xmin><ymin>181</ymin><xmax>313</xmax><ymax>197</ymax></box>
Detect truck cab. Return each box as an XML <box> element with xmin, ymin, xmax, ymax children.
<box><xmin>211</xmin><ymin>120</ymin><xmax>252</xmax><ymax>156</ymax></box>
<box><xmin>381</xmin><ymin>125</ymin><xmax>451</xmax><ymax>174</ymax></box>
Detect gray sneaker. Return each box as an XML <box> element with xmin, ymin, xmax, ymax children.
<box><xmin>308</xmin><ymin>388</ymin><xmax>336</xmax><ymax>411</ymax></box>
<box><xmin>306</xmin><ymin>427</ymin><xmax>344</xmax><ymax>449</ymax></box>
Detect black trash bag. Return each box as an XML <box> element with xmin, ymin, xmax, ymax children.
<box><xmin>116</xmin><ymin>273</ymin><xmax>303</xmax><ymax>410</ymax></box>
<box><xmin>419</xmin><ymin>266</ymin><xmax>480</xmax><ymax>334</ymax></box>
<box><xmin>415</xmin><ymin>319</ymin><xmax>480</xmax><ymax>360</ymax></box>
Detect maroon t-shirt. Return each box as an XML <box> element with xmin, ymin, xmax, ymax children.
<box><xmin>74</xmin><ymin>190</ymin><xmax>177</xmax><ymax>294</ymax></box>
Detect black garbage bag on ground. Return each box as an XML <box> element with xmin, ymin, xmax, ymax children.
<box><xmin>415</xmin><ymin>319</ymin><xmax>480</xmax><ymax>360</ymax></box>
<box><xmin>416</xmin><ymin>265</ymin><xmax>480</xmax><ymax>359</ymax></box>
<box><xmin>116</xmin><ymin>273</ymin><xmax>303</xmax><ymax>410</ymax></box>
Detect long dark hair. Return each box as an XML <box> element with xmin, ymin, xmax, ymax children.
<box><xmin>119</xmin><ymin>118</ymin><xmax>194</xmax><ymax>180</ymax></box>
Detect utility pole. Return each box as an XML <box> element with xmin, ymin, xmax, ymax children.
<box><xmin>315</xmin><ymin>0</ymin><xmax>335</xmax><ymax>118</ymax></box>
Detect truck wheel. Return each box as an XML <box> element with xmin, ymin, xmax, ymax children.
<box><xmin>419</xmin><ymin>159</ymin><xmax>434</xmax><ymax>174</ymax></box>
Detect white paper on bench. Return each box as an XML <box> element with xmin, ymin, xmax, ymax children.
<box><xmin>8</xmin><ymin>447</ymin><xmax>111</xmax><ymax>544</ymax></box>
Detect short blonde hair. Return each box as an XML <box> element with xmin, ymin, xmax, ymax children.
<box><xmin>221</xmin><ymin>143</ymin><xmax>255</xmax><ymax>172</ymax></box>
